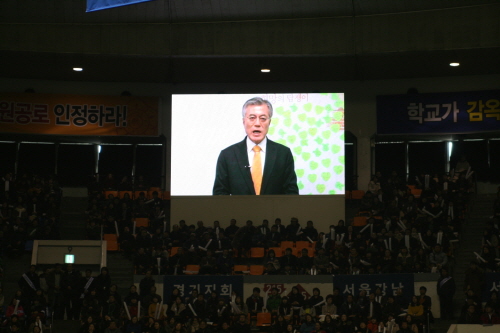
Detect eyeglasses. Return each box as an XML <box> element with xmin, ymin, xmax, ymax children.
<box><xmin>246</xmin><ymin>115</ymin><xmax>270</xmax><ymax>123</ymax></box>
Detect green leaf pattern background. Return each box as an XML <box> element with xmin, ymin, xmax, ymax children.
<box><xmin>264</xmin><ymin>93</ymin><xmax>345</xmax><ymax>195</ymax></box>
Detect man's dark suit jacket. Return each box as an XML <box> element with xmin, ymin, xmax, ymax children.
<box><xmin>213</xmin><ymin>137</ymin><xmax>299</xmax><ymax>195</ymax></box>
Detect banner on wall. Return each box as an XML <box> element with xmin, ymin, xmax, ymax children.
<box><xmin>163</xmin><ymin>276</ymin><xmax>244</xmax><ymax>303</ymax></box>
<box><xmin>86</xmin><ymin>0</ymin><xmax>154</xmax><ymax>12</ymax></box>
<box><xmin>244</xmin><ymin>281</ymin><xmax>334</xmax><ymax>301</ymax></box>
<box><xmin>0</xmin><ymin>93</ymin><xmax>159</xmax><ymax>136</ymax></box>
<box><xmin>482</xmin><ymin>273</ymin><xmax>500</xmax><ymax>302</ymax></box>
<box><xmin>377</xmin><ymin>90</ymin><xmax>500</xmax><ymax>134</ymax></box>
<box><xmin>333</xmin><ymin>274</ymin><xmax>414</xmax><ymax>301</ymax></box>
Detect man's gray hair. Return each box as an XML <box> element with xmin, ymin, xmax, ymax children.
<box><xmin>241</xmin><ymin>97</ymin><xmax>273</xmax><ymax>118</ymax></box>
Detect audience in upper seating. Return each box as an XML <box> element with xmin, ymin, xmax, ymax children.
<box><xmin>5</xmin><ymin>169</ymin><xmax>500</xmax><ymax>332</ymax></box>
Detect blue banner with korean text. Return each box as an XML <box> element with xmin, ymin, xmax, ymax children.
<box><xmin>482</xmin><ymin>273</ymin><xmax>500</xmax><ymax>302</ymax></box>
<box><xmin>86</xmin><ymin>0</ymin><xmax>154</xmax><ymax>12</ymax></box>
<box><xmin>377</xmin><ymin>90</ymin><xmax>500</xmax><ymax>134</ymax></box>
<box><xmin>333</xmin><ymin>274</ymin><xmax>414</xmax><ymax>301</ymax></box>
<box><xmin>163</xmin><ymin>276</ymin><xmax>244</xmax><ymax>303</ymax></box>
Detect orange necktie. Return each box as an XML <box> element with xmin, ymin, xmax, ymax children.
<box><xmin>251</xmin><ymin>145</ymin><xmax>262</xmax><ymax>195</ymax></box>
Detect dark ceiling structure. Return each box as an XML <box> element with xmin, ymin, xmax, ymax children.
<box><xmin>1</xmin><ymin>0</ymin><xmax>499</xmax><ymax>83</ymax></box>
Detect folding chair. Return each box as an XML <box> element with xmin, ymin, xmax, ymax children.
<box><xmin>170</xmin><ymin>247</ymin><xmax>180</xmax><ymax>256</ymax></box>
<box><xmin>352</xmin><ymin>216</ymin><xmax>367</xmax><ymax>227</ymax></box>
<box><xmin>233</xmin><ymin>265</ymin><xmax>249</xmax><ymax>275</ymax></box>
<box><xmin>268</xmin><ymin>247</ymin><xmax>283</xmax><ymax>257</ymax></box>
<box><xmin>280</xmin><ymin>241</ymin><xmax>294</xmax><ymax>250</ymax></box>
<box><xmin>295</xmin><ymin>241</ymin><xmax>310</xmax><ymax>251</ymax></box>
<box><xmin>256</xmin><ymin>312</ymin><xmax>272</xmax><ymax>326</ymax></box>
<box><xmin>135</xmin><ymin>218</ymin><xmax>149</xmax><ymax>228</ymax></box>
<box><xmin>250</xmin><ymin>247</ymin><xmax>265</xmax><ymax>258</ymax></box>
<box><xmin>351</xmin><ymin>190</ymin><xmax>365</xmax><ymax>200</ymax></box>
<box><xmin>104</xmin><ymin>234</ymin><xmax>119</xmax><ymax>251</ymax></box>
<box><xmin>184</xmin><ymin>265</ymin><xmax>200</xmax><ymax>275</ymax></box>
<box><xmin>249</xmin><ymin>265</ymin><xmax>265</xmax><ymax>275</ymax></box>
<box><xmin>411</xmin><ymin>188</ymin><xmax>422</xmax><ymax>198</ymax></box>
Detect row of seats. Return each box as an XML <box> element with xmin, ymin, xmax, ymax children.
<box><xmin>183</xmin><ymin>264</ymin><xmax>266</xmax><ymax>275</ymax></box>
<box><xmin>102</xmin><ymin>234</ymin><xmax>318</xmax><ymax>256</ymax></box>
<box><xmin>104</xmin><ymin>188</ymin><xmax>170</xmax><ymax>200</ymax></box>
<box><xmin>346</xmin><ymin>187</ymin><xmax>422</xmax><ymax>200</ymax></box>
<box><xmin>168</xmin><ymin>241</ymin><xmax>317</xmax><ymax>257</ymax></box>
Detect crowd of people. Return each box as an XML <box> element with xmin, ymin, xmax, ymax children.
<box><xmin>0</xmin><ymin>172</ymin><xmax>63</xmax><ymax>332</ymax></box>
<box><xmin>83</xmin><ymin>170</ymin><xmax>471</xmax><ymax>277</ymax></box>
<box><xmin>0</xmin><ymin>172</ymin><xmax>62</xmax><ymax>258</ymax></box>
<box><xmin>2</xmin><ymin>166</ymin><xmax>496</xmax><ymax>332</ymax></box>
<box><xmin>456</xmin><ymin>188</ymin><xmax>500</xmax><ymax>324</ymax></box>
<box><xmin>1</xmin><ymin>262</ymin><xmax>436</xmax><ymax>333</ymax></box>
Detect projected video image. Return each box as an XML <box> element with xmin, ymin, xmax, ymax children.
<box><xmin>171</xmin><ymin>93</ymin><xmax>344</xmax><ymax>195</ymax></box>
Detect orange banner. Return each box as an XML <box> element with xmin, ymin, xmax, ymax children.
<box><xmin>0</xmin><ymin>93</ymin><xmax>159</xmax><ymax>136</ymax></box>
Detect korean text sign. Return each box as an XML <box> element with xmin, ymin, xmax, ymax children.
<box><xmin>163</xmin><ymin>276</ymin><xmax>244</xmax><ymax>302</ymax></box>
<box><xmin>377</xmin><ymin>90</ymin><xmax>500</xmax><ymax>134</ymax></box>
<box><xmin>482</xmin><ymin>273</ymin><xmax>500</xmax><ymax>301</ymax></box>
<box><xmin>333</xmin><ymin>274</ymin><xmax>415</xmax><ymax>301</ymax></box>
<box><xmin>0</xmin><ymin>93</ymin><xmax>159</xmax><ymax>136</ymax></box>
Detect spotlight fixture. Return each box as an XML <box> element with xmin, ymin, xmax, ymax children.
<box><xmin>261</xmin><ymin>68</ymin><xmax>271</xmax><ymax>73</ymax></box>
<box><xmin>73</xmin><ymin>67</ymin><xmax>83</xmax><ymax>72</ymax></box>
<box><xmin>449</xmin><ymin>62</ymin><xmax>460</xmax><ymax>67</ymax></box>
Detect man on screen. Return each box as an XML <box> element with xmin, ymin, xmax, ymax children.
<box><xmin>213</xmin><ymin>97</ymin><xmax>298</xmax><ymax>195</ymax></box>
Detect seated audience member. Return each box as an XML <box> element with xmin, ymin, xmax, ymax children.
<box><xmin>280</xmin><ymin>248</ymin><xmax>298</xmax><ymax>271</ymax></box>
<box><xmin>216</xmin><ymin>249</ymin><xmax>234</xmax><ymax>275</ymax></box>
<box><xmin>298</xmin><ymin>314</ymin><xmax>315</xmax><ymax>333</ymax></box>
<box><xmin>232</xmin><ymin>314</ymin><xmax>251</xmax><ymax>333</ymax></box>
<box><xmin>313</xmin><ymin>248</ymin><xmax>329</xmax><ymax>274</ymax></box>
<box><xmin>272</xmin><ymin>315</ymin><xmax>288</xmax><ymax>333</ymax></box>
<box><xmin>297</xmin><ymin>248</ymin><xmax>313</xmax><ymax>274</ymax></box>
<box><xmin>321</xmin><ymin>295</ymin><xmax>337</xmax><ymax>316</ymax></box>
<box><xmin>458</xmin><ymin>304</ymin><xmax>481</xmax><ymax>324</ymax></box>
<box><xmin>307</xmin><ymin>288</ymin><xmax>324</xmax><ymax>316</ymax></box>
<box><xmin>407</xmin><ymin>296</ymin><xmax>424</xmax><ymax>321</ymax></box>
<box><xmin>480</xmin><ymin>305</ymin><xmax>500</xmax><ymax>324</ymax></box>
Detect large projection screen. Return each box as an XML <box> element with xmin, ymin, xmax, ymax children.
<box><xmin>170</xmin><ymin>93</ymin><xmax>345</xmax><ymax>229</ymax></box>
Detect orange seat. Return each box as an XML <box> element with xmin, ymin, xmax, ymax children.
<box><xmin>352</xmin><ymin>216</ymin><xmax>367</xmax><ymax>227</ymax></box>
<box><xmin>170</xmin><ymin>247</ymin><xmax>180</xmax><ymax>256</ymax></box>
<box><xmin>411</xmin><ymin>188</ymin><xmax>422</xmax><ymax>198</ymax></box>
<box><xmin>249</xmin><ymin>265</ymin><xmax>265</xmax><ymax>275</ymax></box>
<box><xmin>250</xmin><ymin>247</ymin><xmax>265</xmax><ymax>258</ymax></box>
<box><xmin>104</xmin><ymin>234</ymin><xmax>119</xmax><ymax>251</ymax></box>
<box><xmin>135</xmin><ymin>217</ymin><xmax>149</xmax><ymax>228</ymax></box>
<box><xmin>268</xmin><ymin>247</ymin><xmax>283</xmax><ymax>257</ymax></box>
<box><xmin>185</xmin><ymin>265</ymin><xmax>200</xmax><ymax>275</ymax></box>
<box><xmin>407</xmin><ymin>185</ymin><xmax>416</xmax><ymax>190</ymax></box>
<box><xmin>351</xmin><ymin>190</ymin><xmax>365</xmax><ymax>200</ymax></box>
<box><xmin>118</xmin><ymin>190</ymin><xmax>133</xmax><ymax>199</ymax></box>
<box><xmin>295</xmin><ymin>241</ymin><xmax>310</xmax><ymax>250</ymax></box>
<box><xmin>233</xmin><ymin>265</ymin><xmax>249</xmax><ymax>275</ymax></box>
<box><xmin>104</xmin><ymin>190</ymin><xmax>119</xmax><ymax>199</ymax></box>
<box><xmin>280</xmin><ymin>241</ymin><xmax>294</xmax><ymax>250</ymax></box>
<box><xmin>256</xmin><ymin>312</ymin><xmax>272</xmax><ymax>326</ymax></box>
